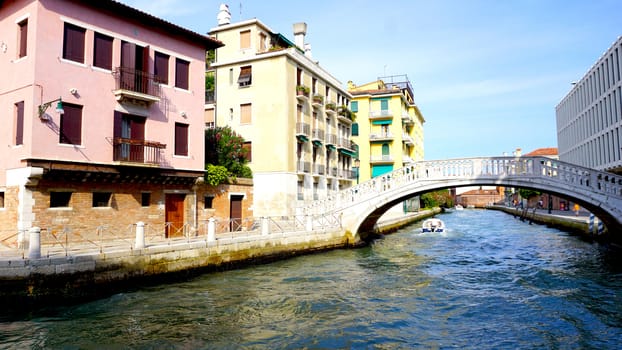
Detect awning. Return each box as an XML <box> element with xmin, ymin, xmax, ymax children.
<box><xmin>296</xmin><ymin>135</ymin><xmax>309</xmax><ymax>142</ymax></box>
<box><xmin>372</xmin><ymin>120</ymin><xmax>392</xmax><ymax>125</ymax></box>
<box><xmin>339</xmin><ymin>149</ymin><xmax>357</xmax><ymax>157</ymax></box>
<box><xmin>326</xmin><ymin>144</ymin><xmax>336</xmax><ymax>150</ymax></box>
<box><xmin>237</xmin><ymin>66</ymin><xmax>252</xmax><ymax>85</ymax></box>
<box><xmin>312</xmin><ymin>140</ymin><xmax>322</xmax><ymax>147</ymax></box>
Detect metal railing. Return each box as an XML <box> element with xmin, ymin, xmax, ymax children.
<box><xmin>113</xmin><ymin>137</ymin><xmax>166</xmax><ymax>165</ymax></box>
<box><xmin>113</xmin><ymin>67</ymin><xmax>161</xmax><ymax>97</ymax></box>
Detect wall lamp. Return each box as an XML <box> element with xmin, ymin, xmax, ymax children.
<box><xmin>38</xmin><ymin>97</ymin><xmax>64</xmax><ymax>119</ymax></box>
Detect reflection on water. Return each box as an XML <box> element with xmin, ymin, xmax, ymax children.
<box><xmin>1</xmin><ymin>210</ymin><xmax>621</xmax><ymax>349</ymax></box>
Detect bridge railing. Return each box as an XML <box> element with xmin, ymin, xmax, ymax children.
<box><xmin>303</xmin><ymin>156</ymin><xmax>622</xmax><ymax>215</ymax></box>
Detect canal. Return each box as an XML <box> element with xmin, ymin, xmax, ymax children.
<box><xmin>1</xmin><ymin>209</ymin><xmax>621</xmax><ymax>349</ymax></box>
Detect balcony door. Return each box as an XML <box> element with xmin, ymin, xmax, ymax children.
<box><xmin>120</xmin><ymin>41</ymin><xmax>149</xmax><ymax>93</ymax></box>
<box><xmin>114</xmin><ymin>111</ymin><xmax>145</xmax><ymax>162</ymax></box>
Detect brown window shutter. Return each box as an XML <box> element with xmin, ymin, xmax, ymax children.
<box><xmin>175</xmin><ymin>123</ymin><xmax>189</xmax><ymax>156</ymax></box>
<box><xmin>93</xmin><ymin>32</ymin><xmax>113</xmax><ymax>70</ymax></box>
<box><xmin>60</xmin><ymin>104</ymin><xmax>82</xmax><ymax>145</ymax></box>
<box><xmin>154</xmin><ymin>52</ymin><xmax>169</xmax><ymax>84</ymax></box>
<box><xmin>18</xmin><ymin>20</ymin><xmax>27</xmax><ymax>58</ymax></box>
<box><xmin>15</xmin><ymin>101</ymin><xmax>24</xmax><ymax>145</ymax></box>
<box><xmin>63</xmin><ymin>23</ymin><xmax>85</xmax><ymax>63</ymax></box>
<box><xmin>175</xmin><ymin>58</ymin><xmax>189</xmax><ymax>90</ymax></box>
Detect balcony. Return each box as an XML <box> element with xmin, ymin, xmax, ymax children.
<box><xmin>297</xmin><ymin>160</ymin><xmax>310</xmax><ymax>173</ymax></box>
<box><xmin>369</xmin><ymin>110</ymin><xmax>393</xmax><ymax>120</ymax></box>
<box><xmin>402</xmin><ymin>132</ymin><xmax>415</xmax><ymax>146</ymax></box>
<box><xmin>325</xmin><ymin>133</ymin><xmax>337</xmax><ymax>146</ymax></box>
<box><xmin>338</xmin><ymin>168</ymin><xmax>356</xmax><ymax>180</ymax></box>
<box><xmin>296</xmin><ymin>122</ymin><xmax>310</xmax><ymax>141</ymax></box>
<box><xmin>370</xmin><ymin>132</ymin><xmax>394</xmax><ymax>141</ymax></box>
<box><xmin>113</xmin><ymin>138</ymin><xmax>166</xmax><ymax>165</ymax></box>
<box><xmin>402</xmin><ymin>112</ymin><xmax>414</xmax><ymax>125</ymax></box>
<box><xmin>325</xmin><ymin>102</ymin><xmax>337</xmax><ymax>115</ymax></box>
<box><xmin>370</xmin><ymin>155</ymin><xmax>394</xmax><ymax>164</ymax></box>
<box><xmin>296</xmin><ymin>85</ymin><xmax>310</xmax><ymax>101</ymax></box>
<box><xmin>337</xmin><ymin>106</ymin><xmax>354</xmax><ymax>122</ymax></box>
<box><xmin>312</xmin><ymin>128</ymin><xmax>324</xmax><ymax>142</ymax></box>
<box><xmin>313</xmin><ymin>163</ymin><xmax>326</xmax><ymax>175</ymax></box>
<box><xmin>312</xmin><ymin>94</ymin><xmax>324</xmax><ymax>108</ymax></box>
<box><xmin>113</xmin><ymin>67</ymin><xmax>161</xmax><ymax>106</ymax></box>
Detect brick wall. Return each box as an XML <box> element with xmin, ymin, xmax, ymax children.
<box><xmin>196</xmin><ymin>178</ymin><xmax>254</xmax><ymax>232</ymax></box>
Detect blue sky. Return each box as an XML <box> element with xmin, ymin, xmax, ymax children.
<box><xmin>122</xmin><ymin>0</ymin><xmax>621</xmax><ymax>160</ymax></box>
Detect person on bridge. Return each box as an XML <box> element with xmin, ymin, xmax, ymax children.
<box><xmin>573</xmin><ymin>203</ymin><xmax>580</xmax><ymax>216</ymax></box>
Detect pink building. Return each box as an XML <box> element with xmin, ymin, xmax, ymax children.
<box><xmin>0</xmin><ymin>0</ymin><xmax>223</xmax><ymax>242</ymax></box>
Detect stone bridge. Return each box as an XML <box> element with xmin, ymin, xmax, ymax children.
<box><xmin>303</xmin><ymin>156</ymin><xmax>622</xmax><ymax>241</ymax></box>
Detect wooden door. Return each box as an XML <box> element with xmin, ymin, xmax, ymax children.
<box><xmin>165</xmin><ymin>194</ymin><xmax>185</xmax><ymax>238</ymax></box>
<box><xmin>229</xmin><ymin>195</ymin><xmax>243</xmax><ymax>231</ymax></box>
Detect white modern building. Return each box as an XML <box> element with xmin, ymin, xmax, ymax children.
<box><xmin>556</xmin><ymin>36</ymin><xmax>622</xmax><ymax>175</ymax></box>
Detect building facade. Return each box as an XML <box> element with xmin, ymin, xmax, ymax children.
<box><xmin>556</xmin><ymin>36</ymin><xmax>622</xmax><ymax>175</ymax></box>
<box><xmin>348</xmin><ymin>76</ymin><xmax>425</xmax><ymax>182</ymax></box>
<box><xmin>0</xmin><ymin>0</ymin><xmax>223</xmax><ymax>242</ymax></box>
<box><xmin>207</xmin><ymin>6</ymin><xmax>356</xmax><ymax>217</ymax></box>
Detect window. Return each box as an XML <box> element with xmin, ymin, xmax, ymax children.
<box><xmin>0</xmin><ymin>191</ymin><xmax>4</xmax><ymax>208</ymax></box>
<box><xmin>141</xmin><ymin>192</ymin><xmax>151</xmax><ymax>207</ymax></box>
<box><xmin>351</xmin><ymin>101</ymin><xmax>358</xmax><ymax>113</ymax></box>
<box><xmin>259</xmin><ymin>32</ymin><xmax>267</xmax><ymax>51</ymax></box>
<box><xmin>243</xmin><ymin>141</ymin><xmax>252</xmax><ymax>162</ymax></box>
<box><xmin>240</xmin><ymin>30</ymin><xmax>251</xmax><ymax>49</ymax></box>
<box><xmin>175</xmin><ymin>58</ymin><xmax>189</xmax><ymax>89</ymax></box>
<box><xmin>204</xmin><ymin>195</ymin><xmax>214</xmax><ymax>209</ymax></box>
<box><xmin>18</xmin><ymin>19</ymin><xmax>27</xmax><ymax>58</ymax></box>
<box><xmin>92</xmin><ymin>192</ymin><xmax>112</xmax><ymax>207</ymax></box>
<box><xmin>59</xmin><ymin>104</ymin><xmax>82</xmax><ymax>145</ymax></box>
<box><xmin>50</xmin><ymin>191</ymin><xmax>72</xmax><ymax>208</ymax></box>
<box><xmin>238</xmin><ymin>65</ymin><xmax>252</xmax><ymax>87</ymax></box>
<box><xmin>312</xmin><ymin>78</ymin><xmax>317</xmax><ymax>94</ymax></box>
<box><xmin>380</xmin><ymin>99</ymin><xmax>389</xmax><ymax>111</ymax></box>
<box><xmin>63</xmin><ymin>23</ymin><xmax>85</xmax><ymax>63</ymax></box>
<box><xmin>15</xmin><ymin>101</ymin><xmax>24</xmax><ymax>145</ymax></box>
<box><xmin>93</xmin><ymin>32</ymin><xmax>113</xmax><ymax>70</ymax></box>
<box><xmin>352</xmin><ymin>123</ymin><xmax>359</xmax><ymax>136</ymax></box>
<box><xmin>205</xmin><ymin>108</ymin><xmax>215</xmax><ymax>128</ymax></box>
<box><xmin>154</xmin><ymin>52</ymin><xmax>169</xmax><ymax>84</ymax></box>
<box><xmin>240</xmin><ymin>103</ymin><xmax>251</xmax><ymax>124</ymax></box>
<box><xmin>175</xmin><ymin>122</ymin><xmax>189</xmax><ymax>156</ymax></box>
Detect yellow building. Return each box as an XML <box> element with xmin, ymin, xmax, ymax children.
<box><xmin>348</xmin><ymin>76</ymin><xmax>425</xmax><ymax>182</ymax></box>
<box><xmin>206</xmin><ymin>6</ymin><xmax>356</xmax><ymax>217</ymax></box>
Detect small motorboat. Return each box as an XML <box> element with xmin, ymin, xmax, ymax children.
<box><xmin>455</xmin><ymin>204</ymin><xmax>464</xmax><ymax>211</ymax></box>
<box><xmin>421</xmin><ymin>218</ymin><xmax>445</xmax><ymax>233</ymax></box>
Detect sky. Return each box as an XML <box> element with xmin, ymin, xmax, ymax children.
<box><xmin>121</xmin><ymin>0</ymin><xmax>622</xmax><ymax>160</ymax></box>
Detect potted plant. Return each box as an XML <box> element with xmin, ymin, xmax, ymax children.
<box><xmin>325</xmin><ymin>102</ymin><xmax>336</xmax><ymax>111</ymax></box>
<box><xmin>296</xmin><ymin>85</ymin><xmax>310</xmax><ymax>96</ymax></box>
<box><xmin>312</xmin><ymin>94</ymin><xmax>324</xmax><ymax>104</ymax></box>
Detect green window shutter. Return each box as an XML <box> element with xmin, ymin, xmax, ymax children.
<box><xmin>380</xmin><ymin>99</ymin><xmax>389</xmax><ymax>111</ymax></box>
<box><xmin>350</xmin><ymin>101</ymin><xmax>358</xmax><ymax>112</ymax></box>
<box><xmin>382</xmin><ymin>143</ymin><xmax>390</xmax><ymax>155</ymax></box>
<box><xmin>352</xmin><ymin>123</ymin><xmax>359</xmax><ymax>136</ymax></box>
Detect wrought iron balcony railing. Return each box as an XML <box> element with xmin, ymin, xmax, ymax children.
<box><xmin>113</xmin><ymin>138</ymin><xmax>166</xmax><ymax>165</ymax></box>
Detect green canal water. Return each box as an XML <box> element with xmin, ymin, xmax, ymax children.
<box><xmin>1</xmin><ymin>209</ymin><xmax>621</xmax><ymax>349</ymax></box>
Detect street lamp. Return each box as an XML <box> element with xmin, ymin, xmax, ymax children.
<box><xmin>38</xmin><ymin>97</ymin><xmax>64</xmax><ymax>120</ymax></box>
<box><xmin>353</xmin><ymin>158</ymin><xmax>360</xmax><ymax>184</ymax></box>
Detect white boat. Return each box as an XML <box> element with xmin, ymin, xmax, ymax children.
<box><xmin>421</xmin><ymin>218</ymin><xmax>445</xmax><ymax>233</ymax></box>
<box><xmin>455</xmin><ymin>204</ymin><xmax>464</xmax><ymax>211</ymax></box>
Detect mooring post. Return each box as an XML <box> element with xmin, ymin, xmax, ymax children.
<box><xmin>135</xmin><ymin>221</ymin><xmax>145</xmax><ymax>249</ymax></box>
<box><xmin>207</xmin><ymin>218</ymin><xmax>216</xmax><ymax>242</ymax></box>
<box><xmin>28</xmin><ymin>227</ymin><xmax>41</xmax><ymax>259</ymax></box>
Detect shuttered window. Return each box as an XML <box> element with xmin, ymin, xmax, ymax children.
<box><xmin>240</xmin><ymin>103</ymin><xmax>252</xmax><ymax>124</ymax></box>
<box><xmin>60</xmin><ymin>104</ymin><xmax>82</xmax><ymax>145</ymax></box>
<box><xmin>243</xmin><ymin>141</ymin><xmax>252</xmax><ymax>162</ymax></box>
<box><xmin>15</xmin><ymin>101</ymin><xmax>24</xmax><ymax>145</ymax></box>
<box><xmin>154</xmin><ymin>52</ymin><xmax>169</xmax><ymax>84</ymax></box>
<box><xmin>93</xmin><ymin>32</ymin><xmax>113</xmax><ymax>70</ymax></box>
<box><xmin>175</xmin><ymin>58</ymin><xmax>189</xmax><ymax>89</ymax></box>
<box><xmin>240</xmin><ymin>30</ymin><xmax>251</xmax><ymax>49</ymax></box>
<box><xmin>205</xmin><ymin>108</ymin><xmax>215</xmax><ymax>127</ymax></box>
<box><xmin>62</xmin><ymin>23</ymin><xmax>85</xmax><ymax>63</ymax></box>
<box><xmin>238</xmin><ymin>65</ymin><xmax>252</xmax><ymax>86</ymax></box>
<box><xmin>18</xmin><ymin>19</ymin><xmax>28</xmax><ymax>58</ymax></box>
<box><xmin>174</xmin><ymin>122</ymin><xmax>189</xmax><ymax>156</ymax></box>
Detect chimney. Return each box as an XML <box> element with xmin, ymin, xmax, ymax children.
<box><xmin>217</xmin><ymin>3</ymin><xmax>231</xmax><ymax>25</ymax></box>
<box><xmin>293</xmin><ymin>22</ymin><xmax>307</xmax><ymax>49</ymax></box>
<box><xmin>304</xmin><ymin>43</ymin><xmax>312</xmax><ymax>59</ymax></box>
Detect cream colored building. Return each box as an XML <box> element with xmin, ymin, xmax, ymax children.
<box><xmin>206</xmin><ymin>6</ymin><xmax>356</xmax><ymax>217</ymax></box>
<box><xmin>348</xmin><ymin>76</ymin><xmax>425</xmax><ymax>182</ymax></box>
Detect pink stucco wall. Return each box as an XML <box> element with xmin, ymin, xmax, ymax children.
<box><xmin>0</xmin><ymin>0</ymin><xmax>208</xmax><ymax>185</ymax></box>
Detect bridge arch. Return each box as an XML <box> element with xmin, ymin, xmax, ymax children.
<box><xmin>304</xmin><ymin>157</ymin><xmax>622</xmax><ymax>242</ymax></box>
